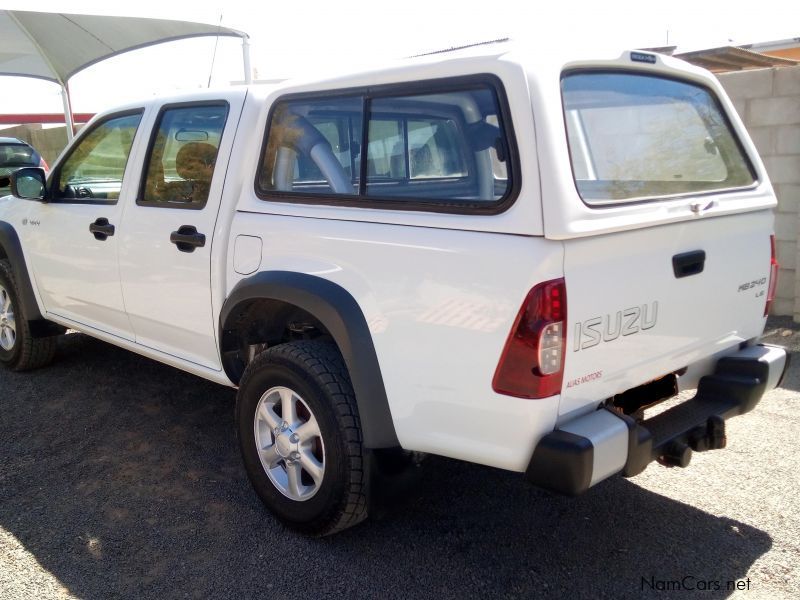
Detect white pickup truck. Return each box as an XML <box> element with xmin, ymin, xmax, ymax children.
<box><xmin>0</xmin><ymin>43</ymin><xmax>788</xmax><ymax>535</ymax></box>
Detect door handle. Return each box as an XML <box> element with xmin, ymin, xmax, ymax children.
<box><xmin>672</xmin><ymin>250</ymin><xmax>706</xmax><ymax>278</ymax></box>
<box><xmin>170</xmin><ymin>225</ymin><xmax>206</xmax><ymax>253</ymax></box>
<box><xmin>89</xmin><ymin>217</ymin><xmax>115</xmax><ymax>241</ymax></box>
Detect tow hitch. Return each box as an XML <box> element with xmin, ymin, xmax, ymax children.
<box><xmin>658</xmin><ymin>416</ymin><xmax>726</xmax><ymax>467</ymax></box>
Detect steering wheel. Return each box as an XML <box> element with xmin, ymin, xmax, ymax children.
<box><xmin>75</xmin><ymin>186</ymin><xmax>94</xmax><ymax>198</ymax></box>
<box><xmin>61</xmin><ymin>185</ymin><xmax>94</xmax><ymax>199</ymax></box>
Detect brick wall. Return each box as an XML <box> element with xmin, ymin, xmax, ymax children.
<box><xmin>718</xmin><ymin>66</ymin><xmax>800</xmax><ymax>318</ymax></box>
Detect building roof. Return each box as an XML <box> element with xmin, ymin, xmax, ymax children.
<box><xmin>674</xmin><ymin>46</ymin><xmax>797</xmax><ymax>72</ymax></box>
<box><xmin>745</xmin><ymin>37</ymin><xmax>800</xmax><ymax>52</ymax></box>
<box><xmin>743</xmin><ymin>38</ymin><xmax>800</xmax><ymax>61</ymax></box>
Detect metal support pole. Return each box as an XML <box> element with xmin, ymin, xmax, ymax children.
<box><xmin>60</xmin><ymin>83</ymin><xmax>75</xmax><ymax>142</ymax></box>
<box><xmin>242</xmin><ymin>36</ymin><xmax>253</xmax><ymax>84</ymax></box>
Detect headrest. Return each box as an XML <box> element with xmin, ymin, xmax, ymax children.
<box><xmin>175</xmin><ymin>142</ymin><xmax>217</xmax><ymax>180</ymax></box>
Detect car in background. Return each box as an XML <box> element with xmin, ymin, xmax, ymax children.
<box><xmin>0</xmin><ymin>137</ymin><xmax>49</xmax><ymax>195</ymax></box>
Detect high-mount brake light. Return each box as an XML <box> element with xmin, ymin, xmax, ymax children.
<box><xmin>765</xmin><ymin>234</ymin><xmax>778</xmax><ymax>316</ymax></box>
<box><xmin>492</xmin><ymin>278</ymin><xmax>567</xmax><ymax>399</ymax></box>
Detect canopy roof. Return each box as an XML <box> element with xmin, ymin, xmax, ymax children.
<box><xmin>0</xmin><ymin>9</ymin><xmax>248</xmax><ymax>86</ymax></box>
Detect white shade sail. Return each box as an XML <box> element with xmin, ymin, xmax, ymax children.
<box><xmin>0</xmin><ymin>10</ymin><xmax>250</xmax><ymax>140</ymax></box>
<box><xmin>0</xmin><ymin>9</ymin><xmax>248</xmax><ymax>85</ymax></box>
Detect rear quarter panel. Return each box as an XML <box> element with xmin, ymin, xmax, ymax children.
<box><xmin>228</xmin><ymin>212</ymin><xmax>564</xmax><ymax>471</ymax></box>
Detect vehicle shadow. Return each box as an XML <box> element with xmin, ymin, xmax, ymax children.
<box><xmin>0</xmin><ymin>334</ymin><xmax>771</xmax><ymax>600</ymax></box>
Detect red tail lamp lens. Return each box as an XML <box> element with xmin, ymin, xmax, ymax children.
<box><xmin>492</xmin><ymin>278</ymin><xmax>567</xmax><ymax>399</ymax></box>
<box><xmin>765</xmin><ymin>234</ymin><xmax>778</xmax><ymax>316</ymax></box>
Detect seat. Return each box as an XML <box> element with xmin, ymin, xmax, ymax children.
<box><xmin>173</xmin><ymin>142</ymin><xmax>218</xmax><ymax>204</ymax></box>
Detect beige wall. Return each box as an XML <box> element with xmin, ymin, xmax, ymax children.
<box><xmin>718</xmin><ymin>66</ymin><xmax>800</xmax><ymax>318</ymax></box>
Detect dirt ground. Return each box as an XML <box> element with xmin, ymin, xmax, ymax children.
<box><xmin>1</xmin><ymin>318</ymin><xmax>799</xmax><ymax>599</ymax></box>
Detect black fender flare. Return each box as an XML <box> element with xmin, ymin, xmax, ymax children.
<box><xmin>220</xmin><ymin>271</ymin><xmax>399</xmax><ymax>449</ymax></box>
<box><xmin>0</xmin><ymin>220</ymin><xmax>44</xmax><ymax>321</ymax></box>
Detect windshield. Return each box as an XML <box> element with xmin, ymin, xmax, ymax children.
<box><xmin>562</xmin><ymin>72</ymin><xmax>756</xmax><ymax>204</ymax></box>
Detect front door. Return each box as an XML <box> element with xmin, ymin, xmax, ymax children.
<box><xmin>26</xmin><ymin>111</ymin><xmax>145</xmax><ymax>340</ymax></box>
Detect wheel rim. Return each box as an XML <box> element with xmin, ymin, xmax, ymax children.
<box><xmin>253</xmin><ymin>386</ymin><xmax>326</xmax><ymax>501</ymax></box>
<box><xmin>0</xmin><ymin>284</ymin><xmax>16</xmax><ymax>351</ymax></box>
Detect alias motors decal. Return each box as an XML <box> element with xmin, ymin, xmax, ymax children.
<box><xmin>566</xmin><ymin>370</ymin><xmax>603</xmax><ymax>388</ymax></box>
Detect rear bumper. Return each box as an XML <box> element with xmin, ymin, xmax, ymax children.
<box><xmin>526</xmin><ymin>344</ymin><xmax>788</xmax><ymax>495</ymax></box>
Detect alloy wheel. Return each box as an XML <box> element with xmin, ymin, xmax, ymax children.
<box><xmin>253</xmin><ymin>386</ymin><xmax>326</xmax><ymax>501</ymax></box>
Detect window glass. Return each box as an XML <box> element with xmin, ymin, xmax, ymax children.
<box><xmin>486</xmin><ymin>115</ymin><xmax>508</xmax><ymax>182</ymax></box>
<box><xmin>140</xmin><ymin>103</ymin><xmax>228</xmax><ymax>208</ymax></box>
<box><xmin>365</xmin><ymin>89</ymin><xmax>505</xmax><ymax>201</ymax></box>
<box><xmin>259</xmin><ymin>97</ymin><xmax>363</xmax><ymax>195</ymax></box>
<box><xmin>309</xmin><ymin>116</ymin><xmax>359</xmax><ymax>180</ymax></box>
<box><xmin>257</xmin><ymin>81</ymin><xmax>513</xmax><ymax>208</ymax></box>
<box><xmin>0</xmin><ymin>143</ymin><xmax>38</xmax><ymax>195</ymax></box>
<box><xmin>367</xmin><ymin>119</ymin><xmax>404</xmax><ymax>179</ymax></box>
<box><xmin>0</xmin><ymin>144</ymin><xmax>37</xmax><ymax>168</ymax></box>
<box><xmin>54</xmin><ymin>113</ymin><xmax>142</xmax><ymax>202</ymax></box>
<box><xmin>562</xmin><ymin>72</ymin><xmax>755</xmax><ymax>204</ymax></box>
<box><xmin>407</xmin><ymin>119</ymin><xmax>467</xmax><ymax>179</ymax></box>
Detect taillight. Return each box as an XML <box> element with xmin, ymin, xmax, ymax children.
<box><xmin>39</xmin><ymin>157</ymin><xmax>49</xmax><ymax>174</ymax></box>
<box><xmin>765</xmin><ymin>234</ymin><xmax>779</xmax><ymax>316</ymax></box>
<box><xmin>492</xmin><ymin>278</ymin><xmax>566</xmax><ymax>399</ymax></box>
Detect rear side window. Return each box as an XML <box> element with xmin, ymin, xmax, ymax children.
<box><xmin>562</xmin><ymin>72</ymin><xmax>755</xmax><ymax>204</ymax></box>
<box><xmin>139</xmin><ymin>102</ymin><xmax>229</xmax><ymax>209</ymax></box>
<box><xmin>257</xmin><ymin>77</ymin><xmax>516</xmax><ymax>212</ymax></box>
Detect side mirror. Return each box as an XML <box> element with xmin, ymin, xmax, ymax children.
<box><xmin>10</xmin><ymin>167</ymin><xmax>47</xmax><ymax>201</ymax></box>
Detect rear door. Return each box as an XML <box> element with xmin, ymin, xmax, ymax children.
<box><xmin>549</xmin><ymin>68</ymin><xmax>776</xmax><ymax>416</ymax></box>
<box><xmin>118</xmin><ymin>93</ymin><xmax>245</xmax><ymax>369</ymax></box>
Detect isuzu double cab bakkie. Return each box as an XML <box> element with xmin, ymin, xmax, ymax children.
<box><xmin>0</xmin><ymin>43</ymin><xmax>788</xmax><ymax>535</ymax></box>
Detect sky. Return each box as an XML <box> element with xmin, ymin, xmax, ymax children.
<box><xmin>0</xmin><ymin>0</ymin><xmax>797</xmax><ymax>116</ymax></box>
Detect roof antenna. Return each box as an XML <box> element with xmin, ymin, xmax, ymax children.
<box><xmin>207</xmin><ymin>13</ymin><xmax>223</xmax><ymax>88</ymax></box>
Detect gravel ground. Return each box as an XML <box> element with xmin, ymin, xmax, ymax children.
<box><xmin>1</xmin><ymin>319</ymin><xmax>799</xmax><ymax>599</ymax></box>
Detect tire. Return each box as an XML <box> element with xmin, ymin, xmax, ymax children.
<box><xmin>235</xmin><ymin>340</ymin><xmax>368</xmax><ymax>536</ymax></box>
<box><xmin>0</xmin><ymin>259</ymin><xmax>56</xmax><ymax>371</ymax></box>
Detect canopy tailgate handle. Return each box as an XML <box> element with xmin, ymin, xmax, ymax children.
<box><xmin>673</xmin><ymin>250</ymin><xmax>706</xmax><ymax>279</ymax></box>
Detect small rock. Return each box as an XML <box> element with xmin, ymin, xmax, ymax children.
<box><xmin>781</xmin><ymin>329</ymin><xmax>792</xmax><ymax>337</ymax></box>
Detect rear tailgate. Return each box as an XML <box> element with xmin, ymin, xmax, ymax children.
<box><xmin>560</xmin><ymin>211</ymin><xmax>772</xmax><ymax>417</ymax></box>
<box><xmin>537</xmin><ymin>56</ymin><xmax>777</xmax><ymax>418</ymax></box>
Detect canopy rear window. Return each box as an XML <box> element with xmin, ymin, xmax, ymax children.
<box><xmin>562</xmin><ymin>72</ymin><xmax>756</xmax><ymax>205</ymax></box>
